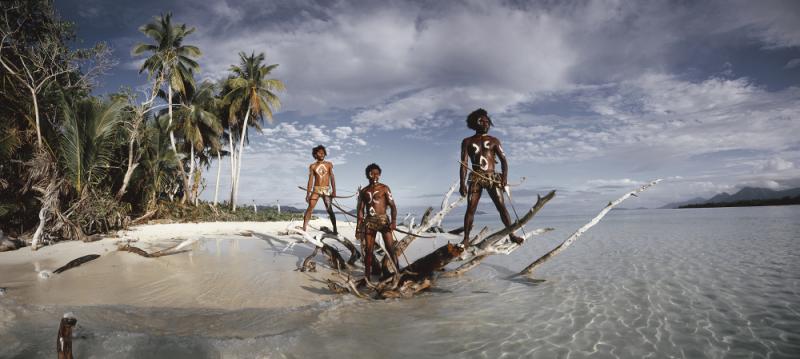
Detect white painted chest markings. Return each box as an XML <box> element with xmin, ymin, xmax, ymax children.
<box><xmin>471</xmin><ymin>143</ymin><xmax>480</xmax><ymax>154</ymax></box>
<box><xmin>315</xmin><ymin>164</ymin><xmax>328</xmax><ymax>177</ymax></box>
<box><xmin>370</xmin><ymin>191</ymin><xmax>380</xmax><ymax>204</ymax></box>
<box><xmin>483</xmin><ymin>140</ymin><xmax>491</xmax><ymax>149</ymax></box>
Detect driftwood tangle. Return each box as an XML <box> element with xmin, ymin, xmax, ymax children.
<box><xmin>321</xmin><ymin>179</ymin><xmax>661</xmax><ymax>299</ymax></box>
<box><xmin>289</xmin><ymin>225</ymin><xmax>356</xmax><ymax>272</ymax></box>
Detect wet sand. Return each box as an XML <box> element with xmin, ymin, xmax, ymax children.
<box><xmin>0</xmin><ymin>219</ymin><xmax>461</xmax><ymax>357</ymax></box>
<box><xmin>0</xmin><ymin>219</ymin><xmax>356</xmax><ymax>310</ymax></box>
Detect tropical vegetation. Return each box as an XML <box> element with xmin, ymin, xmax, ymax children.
<box><xmin>0</xmin><ymin>1</ymin><xmax>289</xmax><ymax>250</ymax></box>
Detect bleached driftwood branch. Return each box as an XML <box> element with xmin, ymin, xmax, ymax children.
<box><xmin>288</xmin><ymin>226</ymin><xmax>348</xmax><ymax>272</ymax></box>
<box><xmin>440</xmin><ymin>191</ymin><xmax>556</xmax><ymax>277</ymax></box>
<box><xmin>395</xmin><ymin>182</ymin><xmax>464</xmax><ymax>255</ymax></box>
<box><xmin>473</xmin><ymin>190</ymin><xmax>556</xmax><ymax>250</ymax></box>
<box><xmin>518</xmin><ymin>179</ymin><xmax>662</xmax><ymax>277</ymax></box>
<box><xmin>444</xmin><ymin>227</ymin><xmax>554</xmax><ymax>277</ymax></box>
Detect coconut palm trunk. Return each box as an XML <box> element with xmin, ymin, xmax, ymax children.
<box><xmin>168</xmin><ymin>85</ymin><xmax>192</xmax><ymax>204</ymax></box>
<box><xmin>213</xmin><ymin>149</ymin><xmax>221</xmax><ymax>206</ymax></box>
<box><xmin>168</xmin><ymin>85</ymin><xmax>177</xmax><ymax>152</ymax></box>
<box><xmin>228</xmin><ymin>130</ymin><xmax>237</xmax><ymax>209</ymax></box>
<box><xmin>233</xmin><ymin>108</ymin><xmax>251</xmax><ymax>204</ymax></box>
<box><xmin>188</xmin><ymin>144</ymin><xmax>195</xmax><ymax>202</ymax></box>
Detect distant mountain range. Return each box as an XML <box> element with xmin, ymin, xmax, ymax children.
<box><xmin>660</xmin><ymin>187</ymin><xmax>800</xmax><ymax>209</ymax></box>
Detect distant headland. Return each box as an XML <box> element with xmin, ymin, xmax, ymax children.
<box><xmin>661</xmin><ymin>186</ymin><xmax>800</xmax><ymax>209</ymax></box>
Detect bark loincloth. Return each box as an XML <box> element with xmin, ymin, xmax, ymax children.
<box><xmin>469</xmin><ymin>170</ymin><xmax>503</xmax><ymax>189</ymax></box>
<box><xmin>365</xmin><ymin>214</ymin><xmax>390</xmax><ymax>232</ymax></box>
<box><xmin>313</xmin><ymin>186</ymin><xmax>331</xmax><ymax>196</ymax></box>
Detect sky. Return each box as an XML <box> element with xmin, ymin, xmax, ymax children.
<box><xmin>55</xmin><ymin>0</ymin><xmax>800</xmax><ymax>214</ymax></box>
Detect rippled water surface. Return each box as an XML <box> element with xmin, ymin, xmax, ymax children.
<box><xmin>2</xmin><ymin>206</ymin><xmax>799</xmax><ymax>358</ymax></box>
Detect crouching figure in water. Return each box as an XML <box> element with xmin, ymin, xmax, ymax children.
<box><xmin>356</xmin><ymin>163</ymin><xmax>400</xmax><ymax>280</ymax></box>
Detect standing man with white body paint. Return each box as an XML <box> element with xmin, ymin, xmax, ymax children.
<box><xmin>356</xmin><ymin>163</ymin><xmax>400</xmax><ymax>280</ymax></box>
<box><xmin>303</xmin><ymin>145</ymin><xmax>338</xmax><ymax>234</ymax></box>
<box><xmin>459</xmin><ymin>108</ymin><xmax>523</xmax><ymax>247</ymax></box>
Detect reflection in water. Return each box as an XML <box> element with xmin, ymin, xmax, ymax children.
<box><xmin>2</xmin><ymin>206</ymin><xmax>800</xmax><ymax>358</ymax></box>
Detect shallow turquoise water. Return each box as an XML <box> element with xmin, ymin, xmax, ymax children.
<box><xmin>2</xmin><ymin>206</ymin><xmax>799</xmax><ymax>358</ymax></box>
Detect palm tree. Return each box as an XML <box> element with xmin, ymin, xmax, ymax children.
<box><xmin>29</xmin><ymin>98</ymin><xmax>123</xmax><ymax>250</ymax></box>
<box><xmin>132</xmin><ymin>12</ymin><xmax>200</xmax><ymax>202</ymax></box>
<box><xmin>174</xmin><ymin>81</ymin><xmax>223</xmax><ymax>204</ymax></box>
<box><xmin>60</xmin><ymin>99</ymin><xmax>125</xmax><ymax>196</ymax></box>
<box><xmin>223</xmin><ymin>51</ymin><xmax>285</xmax><ymax>209</ymax></box>
<box><xmin>140</xmin><ymin>114</ymin><xmax>178</xmax><ymax>208</ymax></box>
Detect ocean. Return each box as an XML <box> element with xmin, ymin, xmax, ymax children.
<box><xmin>1</xmin><ymin>206</ymin><xmax>799</xmax><ymax>358</ymax></box>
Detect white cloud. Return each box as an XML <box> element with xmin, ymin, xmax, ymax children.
<box><xmin>585</xmin><ymin>178</ymin><xmax>645</xmax><ymax>189</ymax></box>
<box><xmin>758</xmin><ymin>157</ymin><xmax>795</xmax><ymax>172</ymax></box>
<box><xmin>497</xmin><ymin>73</ymin><xmax>800</xmax><ymax>165</ymax></box>
<box><xmin>332</xmin><ymin>126</ymin><xmax>353</xmax><ymax>139</ymax></box>
<box><xmin>740</xmin><ymin>179</ymin><xmax>782</xmax><ymax>190</ymax></box>
<box><xmin>184</xmin><ymin>1</ymin><xmax>577</xmax><ymax>116</ymax></box>
<box><xmin>351</xmin><ymin>86</ymin><xmax>531</xmax><ymax>132</ymax></box>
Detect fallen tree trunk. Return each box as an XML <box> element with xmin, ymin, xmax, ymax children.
<box><xmin>118</xmin><ymin>238</ymin><xmax>198</xmax><ymax>258</ymax></box>
<box><xmin>518</xmin><ymin>179</ymin><xmax>661</xmax><ymax>277</ymax></box>
<box><xmin>53</xmin><ymin>254</ymin><xmax>101</xmax><ymax>274</ymax></box>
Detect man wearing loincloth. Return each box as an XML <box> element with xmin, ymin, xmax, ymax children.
<box><xmin>459</xmin><ymin>108</ymin><xmax>523</xmax><ymax>246</ymax></box>
<box><xmin>303</xmin><ymin>145</ymin><xmax>338</xmax><ymax>234</ymax></box>
<box><xmin>356</xmin><ymin>163</ymin><xmax>400</xmax><ymax>279</ymax></box>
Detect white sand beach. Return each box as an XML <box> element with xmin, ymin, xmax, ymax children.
<box><xmin>0</xmin><ymin>218</ymin><xmax>468</xmax><ymax>357</ymax></box>
<box><xmin>0</xmin><ymin>219</ymin><xmax>409</xmax><ymax>310</ymax></box>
